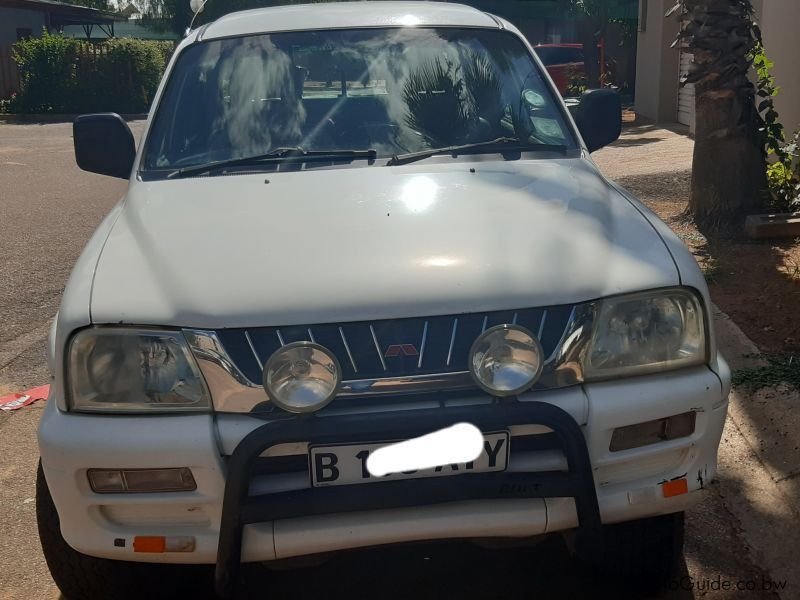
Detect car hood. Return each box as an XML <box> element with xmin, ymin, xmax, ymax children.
<box><xmin>90</xmin><ymin>158</ymin><xmax>678</xmax><ymax>328</ymax></box>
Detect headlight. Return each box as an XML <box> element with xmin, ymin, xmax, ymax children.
<box><xmin>263</xmin><ymin>342</ymin><xmax>341</xmax><ymax>413</ymax></box>
<box><xmin>469</xmin><ymin>325</ymin><xmax>544</xmax><ymax>396</ymax></box>
<box><xmin>67</xmin><ymin>328</ymin><xmax>210</xmax><ymax>413</ymax></box>
<box><xmin>583</xmin><ymin>288</ymin><xmax>706</xmax><ymax>380</ymax></box>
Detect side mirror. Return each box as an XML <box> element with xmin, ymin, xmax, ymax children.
<box><xmin>573</xmin><ymin>89</ymin><xmax>622</xmax><ymax>153</ymax></box>
<box><xmin>73</xmin><ymin>113</ymin><xmax>136</xmax><ymax>179</ymax></box>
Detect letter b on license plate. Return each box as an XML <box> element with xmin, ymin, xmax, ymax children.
<box><xmin>309</xmin><ymin>432</ymin><xmax>509</xmax><ymax>487</ymax></box>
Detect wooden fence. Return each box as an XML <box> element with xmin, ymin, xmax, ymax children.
<box><xmin>0</xmin><ymin>45</ymin><xmax>20</xmax><ymax>99</ymax></box>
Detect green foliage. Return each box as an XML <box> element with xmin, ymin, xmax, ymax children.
<box><xmin>92</xmin><ymin>38</ymin><xmax>169</xmax><ymax>113</ymax></box>
<box><xmin>753</xmin><ymin>45</ymin><xmax>782</xmax><ymax>159</ymax></box>
<box><xmin>766</xmin><ymin>138</ymin><xmax>800</xmax><ymax>211</ymax></box>
<box><xmin>732</xmin><ymin>354</ymin><xmax>800</xmax><ymax>392</ymax></box>
<box><xmin>567</xmin><ymin>0</ymin><xmax>630</xmax><ymax>19</ymax></box>
<box><xmin>752</xmin><ymin>44</ymin><xmax>800</xmax><ymax>211</ymax></box>
<box><xmin>0</xmin><ymin>95</ymin><xmax>14</xmax><ymax>114</ymax></box>
<box><xmin>12</xmin><ymin>31</ymin><xmax>80</xmax><ymax>113</ymax></box>
<box><xmin>10</xmin><ymin>33</ymin><xmax>173</xmax><ymax>114</ymax></box>
<box><xmin>564</xmin><ymin>64</ymin><xmax>588</xmax><ymax>97</ymax></box>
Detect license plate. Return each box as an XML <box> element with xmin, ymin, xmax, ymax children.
<box><xmin>309</xmin><ymin>432</ymin><xmax>509</xmax><ymax>488</ymax></box>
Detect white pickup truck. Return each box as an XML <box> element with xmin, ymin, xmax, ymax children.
<box><xmin>37</xmin><ymin>2</ymin><xmax>729</xmax><ymax>598</ymax></box>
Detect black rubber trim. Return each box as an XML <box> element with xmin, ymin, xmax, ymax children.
<box><xmin>215</xmin><ymin>400</ymin><xmax>601</xmax><ymax>599</ymax></box>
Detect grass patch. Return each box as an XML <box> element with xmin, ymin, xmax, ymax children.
<box><xmin>701</xmin><ymin>256</ymin><xmax>721</xmax><ymax>284</ymax></box>
<box><xmin>732</xmin><ymin>354</ymin><xmax>800</xmax><ymax>392</ymax></box>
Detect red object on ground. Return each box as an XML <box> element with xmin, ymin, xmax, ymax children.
<box><xmin>0</xmin><ymin>384</ymin><xmax>50</xmax><ymax>411</ymax></box>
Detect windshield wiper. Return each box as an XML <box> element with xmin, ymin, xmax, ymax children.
<box><xmin>386</xmin><ymin>137</ymin><xmax>567</xmax><ymax>166</ymax></box>
<box><xmin>166</xmin><ymin>147</ymin><xmax>377</xmax><ymax>179</ymax></box>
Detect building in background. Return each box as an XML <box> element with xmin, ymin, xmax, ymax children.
<box><xmin>0</xmin><ymin>0</ymin><xmax>121</xmax><ymax>44</ymax></box>
<box><xmin>62</xmin><ymin>3</ymin><xmax>178</xmax><ymax>41</ymax></box>
<box><xmin>635</xmin><ymin>0</ymin><xmax>800</xmax><ymax>133</ymax></box>
<box><xmin>0</xmin><ymin>0</ymin><xmax>124</xmax><ymax>97</ymax></box>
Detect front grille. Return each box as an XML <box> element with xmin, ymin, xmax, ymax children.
<box><xmin>214</xmin><ymin>304</ymin><xmax>575</xmax><ymax>385</ymax></box>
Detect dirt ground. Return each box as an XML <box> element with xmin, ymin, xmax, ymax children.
<box><xmin>595</xmin><ymin>123</ymin><xmax>800</xmax><ymax>354</ymax></box>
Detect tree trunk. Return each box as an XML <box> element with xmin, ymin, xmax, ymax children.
<box><xmin>579</xmin><ymin>19</ymin><xmax>601</xmax><ymax>89</ymax></box>
<box><xmin>689</xmin><ymin>88</ymin><xmax>767</xmax><ymax>228</ymax></box>
<box><xmin>677</xmin><ymin>0</ymin><xmax>768</xmax><ymax>230</ymax></box>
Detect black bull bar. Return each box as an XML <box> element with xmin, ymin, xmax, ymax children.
<box><xmin>215</xmin><ymin>401</ymin><xmax>602</xmax><ymax>598</ymax></box>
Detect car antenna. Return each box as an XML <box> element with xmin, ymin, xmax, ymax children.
<box><xmin>185</xmin><ymin>0</ymin><xmax>209</xmax><ymax>37</ymax></box>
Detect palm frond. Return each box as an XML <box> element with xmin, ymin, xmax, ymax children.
<box><xmin>402</xmin><ymin>57</ymin><xmax>471</xmax><ymax>148</ymax></box>
<box><xmin>462</xmin><ymin>50</ymin><xmax>504</xmax><ymax>126</ymax></box>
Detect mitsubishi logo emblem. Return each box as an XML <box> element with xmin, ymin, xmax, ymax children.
<box><xmin>384</xmin><ymin>344</ymin><xmax>419</xmax><ymax>358</ymax></box>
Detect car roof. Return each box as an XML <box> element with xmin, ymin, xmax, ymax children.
<box><xmin>200</xmin><ymin>1</ymin><xmax>501</xmax><ymax>41</ymax></box>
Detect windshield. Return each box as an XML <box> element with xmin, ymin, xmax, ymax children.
<box><xmin>141</xmin><ymin>27</ymin><xmax>577</xmax><ymax>174</ymax></box>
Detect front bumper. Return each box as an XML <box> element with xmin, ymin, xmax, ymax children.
<box><xmin>217</xmin><ymin>401</ymin><xmax>600</xmax><ymax>597</ymax></box>
<box><xmin>38</xmin><ymin>364</ymin><xmax>728</xmax><ymax>586</ymax></box>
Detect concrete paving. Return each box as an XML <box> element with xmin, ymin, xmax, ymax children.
<box><xmin>0</xmin><ymin>120</ymin><xmax>793</xmax><ymax>599</ymax></box>
<box><xmin>713</xmin><ymin>309</ymin><xmax>800</xmax><ymax>599</ymax></box>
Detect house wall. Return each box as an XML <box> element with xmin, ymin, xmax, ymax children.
<box><xmin>636</xmin><ymin>0</ymin><xmax>800</xmax><ymax>128</ymax></box>
<box><xmin>0</xmin><ymin>6</ymin><xmax>45</xmax><ymax>46</ymax></box>
<box><xmin>759</xmin><ymin>0</ymin><xmax>800</xmax><ymax>134</ymax></box>
<box><xmin>634</xmin><ymin>0</ymin><xmax>681</xmax><ymax>123</ymax></box>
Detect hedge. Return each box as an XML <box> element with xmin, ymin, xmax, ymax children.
<box><xmin>8</xmin><ymin>32</ymin><xmax>174</xmax><ymax>114</ymax></box>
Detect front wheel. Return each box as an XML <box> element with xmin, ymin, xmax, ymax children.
<box><xmin>36</xmin><ymin>462</ymin><xmax>213</xmax><ymax>600</ymax></box>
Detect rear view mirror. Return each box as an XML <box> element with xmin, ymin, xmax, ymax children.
<box><xmin>73</xmin><ymin>113</ymin><xmax>136</xmax><ymax>179</ymax></box>
<box><xmin>573</xmin><ymin>89</ymin><xmax>622</xmax><ymax>153</ymax></box>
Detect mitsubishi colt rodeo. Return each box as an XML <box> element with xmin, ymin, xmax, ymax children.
<box><xmin>37</xmin><ymin>2</ymin><xmax>730</xmax><ymax>598</ymax></box>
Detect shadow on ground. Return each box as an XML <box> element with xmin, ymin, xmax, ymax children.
<box><xmin>611</xmin><ymin>136</ymin><xmax>667</xmax><ymax>148</ymax></box>
<box><xmin>128</xmin><ymin>536</ymin><xmax>695</xmax><ymax>600</ymax></box>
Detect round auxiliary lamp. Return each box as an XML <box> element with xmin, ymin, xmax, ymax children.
<box><xmin>468</xmin><ymin>324</ymin><xmax>545</xmax><ymax>398</ymax></box>
<box><xmin>262</xmin><ymin>341</ymin><xmax>342</xmax><ymax>414</ymax></box>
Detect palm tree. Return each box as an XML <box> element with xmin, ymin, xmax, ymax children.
<box><xmin>402</xmin><ymin>53</ymin><xmax>506</xmax><ymax>149</ymax></box>
<box><xmin>669</xmin><ymin>0</ymin><xmax>768</xmax><ymax>228</ymax></box>
<box><xmin>402</xmin><ymin>57</ymin><xmax>472</xmax><ymax>148</ymax></box>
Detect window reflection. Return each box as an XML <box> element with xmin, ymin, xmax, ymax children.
<box><xmin>143</xmin><ymin>27</ymin><xmax>574</xmax><ymax>171</ymax></box>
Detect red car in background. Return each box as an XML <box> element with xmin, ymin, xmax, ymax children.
<box><xmin>534</xmin><ymin>43</ymin><xmax>586</xmax><ymax>96</ymax></box>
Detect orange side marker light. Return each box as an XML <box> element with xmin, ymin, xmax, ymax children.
<box><xmin>133</xmin><ymin>536</ymin><xmax>166</xmax><ymax>553</ymax></box>
<box><xmin>662</xmin><ymin>478</ymin><xmax>689</xmax><ymax>498</ymax></box>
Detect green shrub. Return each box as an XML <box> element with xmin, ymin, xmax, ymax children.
<box><xmin>752</xmin><ymin>44</ymin><xmax>800</xmax><ymax>211</ymax></box>
<box><xmin>12</xmin><ymin>31</ymin><xmax>80</xmax><ymax>113</ymax></box>
<box><xmin>10</xmin><ymin>33</ymin><xmax>174</xmax><ymax>114</ymax></box>
<box><xmin>0</xmin><ymin>95</ymin><xmax>13</xmax><ymax>113</ymax></box>
<box><xmin>97</xmin><ymin>38</ymin><xmax>168</xmax><ymax>113</ymax></box>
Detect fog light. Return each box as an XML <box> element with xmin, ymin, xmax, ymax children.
<box><xmin>469</xmin><ymin>324</ymin><xmax>544</xmax><ymax>396</ymax></box>
<box><xmin>264</xmin><ymin>342</ymin><xmax>341</xmax><ymax>413</ymax></box>
<box><xmin>88</xmin><ymin>468</ymin><xmax>196</xmax><ymax>493</ymax></box>
<box><xmin>609</xmin><ymin>412</ymin><xmax>696</xmax><ymax>452</ymax></box>
<box><xmin>87</xmin><ymin>469</ymin><xmax>125</xmax><ymax>492</ymax></box>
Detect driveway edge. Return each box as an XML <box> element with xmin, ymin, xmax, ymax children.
<box><xmin>713</xmin><ymin>305</ymin><xmax>799</xmax><ymax>597</ymax></box>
